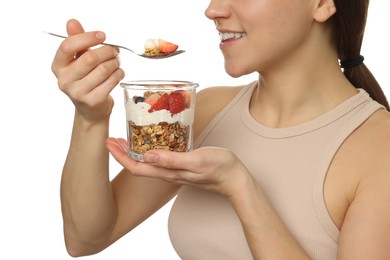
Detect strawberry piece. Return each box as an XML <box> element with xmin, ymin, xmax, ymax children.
<box><xmin>178</xmin><ymin>90</ymin><xmax>191</xmax><ymax>108</ymax></box>
<box><xmin>145</xmin><ymin>93</ymin><xmax>160</xmax><ymax>106</ymax></box>
<box><xmin>169</xmin><ymin>91</ymin><xmax>185</xmax><ymax>115</ymax></box>
<box><xmin>158</xmin><ymin>39</ymin><xmax>179</xmax><ymax>53</ymax></box>
<box><xmin>148</xmin><ymin>93</ymin><xmax>170</xmax><ymax>112</ymax></box>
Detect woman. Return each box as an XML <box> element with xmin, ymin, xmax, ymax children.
<box><xmin>51</xmin><ymin>0</ymin><xmax>390</xmax><ymax>259</ymax></box>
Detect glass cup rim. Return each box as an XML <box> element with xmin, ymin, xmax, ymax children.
<box><xmin>120</xmin><ymin>80</ymin><xmax>199</xmax><ymax>91</ymax></box>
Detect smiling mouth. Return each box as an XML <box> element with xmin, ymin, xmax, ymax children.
<box><xmin>219</xmin><ymin>32</ymin><xmax>247</xmax><ymax>42</ymax></box>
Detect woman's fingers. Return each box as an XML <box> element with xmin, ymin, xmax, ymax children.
<box><xmin>87</xmin><ymin>66</ymin><xmax>125</xmax><ymax>100</ymax></box>
<box><xmin>66</xmin><ymin>19</ymin><xmax>87</xmax><ymax>59</ymax></box>
<box><xmin>71</xmin><ymin>45</ymin><xmax>120</xmax><ymax>81</ymax></box>
<box><xmin>105</xmin><ymin>138</ymin><xmax>186</xmax><ymax>181</ymax></box>
<box><xmin>76</xmin><ymin>50</ymin><xmax>121</xmax><ymax>93</ymax></box>
<box><xmin>51</xmin><ymin>19</ymin><xmax>124</xmax><ymax>122</ymax></box>
<box><xmin>106</xmin><ymin>138</ymin><xmax>246</xmax><ymax>196</ymax></box>
<box><xmin>54</xmin><ymin>43</ymin><xmax>122</xmax><ymax>101</ymax></box>
<box><xmin>143</xmin><ymin>150</ymin><xmax>197</xmax><ymax>170</ymax></box>
<box><xmin>51</xmin><ymin>31</ymin><xmax>106</xmax><ymax>77</ymax></box>
<box><xmin>66</xmin><ymin>19</ymin><xmax>85</xmax><ymax>36</ymax></box>
<box><xmin>62</xmin><ymin>55</ymin><xmax>121</xmax><ymax>100</ymax></box>
<box><xmin>66</xmin><ymin>19</ymin><xmax>86</xmax><ymax>59</ymax></box>
<box><xmin>143</xmin><ymin>147</ymin><xmax>225</xmax><ymax>172</ymax></box>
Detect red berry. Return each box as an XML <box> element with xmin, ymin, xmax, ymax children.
<box><xmin>145</xmin><ymin>93</ymin><xmax>160</xmax><ymax>106</ymax></box>
<box><xmin>158</xmin><ymin>39</ymin><xmax>179</xmax><ymax>53</ymax></box>
<box><xmin>178</xmin><ymin>90</ymin><xmax>191</xmax><ymax>108</ymax></box>
<box><xmin>169</xmin><ymin>91</ymin><xmax>185</xmax><ymax>115</ymax></box>
<box><xmin>148</xmin><ymin>93</ymin><xmax>170</xmax><ymax>112</ymax></box>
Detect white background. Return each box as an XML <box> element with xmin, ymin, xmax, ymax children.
<box><xmin>0</xmin><ymin>1</ymin><xmax>388</xmax><ymax>259</ymax></box>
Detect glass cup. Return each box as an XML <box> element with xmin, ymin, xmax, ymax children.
<box><xmin>120</xmin><ymin>80</ymin><xmax>199</xmax><ymax>162</ymax></box>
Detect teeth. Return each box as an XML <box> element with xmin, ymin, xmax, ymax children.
<box><xmin>219</xmin><ymin>32</ymin><xmax>246</xmax><ymax>41</ymax></box>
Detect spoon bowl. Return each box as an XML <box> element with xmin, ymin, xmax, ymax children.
<box><xmin>44</xmin><ymin>31</ymin><xmax>185</xmax><ymax>59</ymax></box>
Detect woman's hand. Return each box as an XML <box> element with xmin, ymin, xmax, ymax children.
<box><xmin>106</xmin><ymin>138</ymin><xmax>253</xmax><ymax>198</ymax></box>
<box><xmin>106</xmin><ymin>137</ymin><xmax>313</xmax><ymax>259</ymax></box>
<box><xmin>51</xmin><ymin>19</ymin><xmax>125</xmax><ymax>122</ymax></box>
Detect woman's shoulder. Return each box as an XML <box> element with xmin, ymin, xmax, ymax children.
<box><xmin>197</xmin><ymin>85</ymin><xmax>245</xmax><ymax>106</ymax></box>
<box><xmin>194</xmin><ymin>84</ymin><xmax>246</xmax><ymax>139</ymax></box>
<box><xmin>353</xmin><ymin>108</ymin><xmax>390</xmax><ymax>174</ymax></box>
<box><xmin>336</xmin><ymin>108</ymin><xmax>390</xmax><ymax>256</ymax></box>
<box><xmin>363</xmin><ymin>108</ymin><xmax>390</xmax><ymax>147</ymax></box>
<box><xmin>329</xmin><ymin>107</ymin><xmax>390</xmax><ymax>192</ymax></box>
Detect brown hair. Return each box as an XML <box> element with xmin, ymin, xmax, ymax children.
<box><xmin>333</xmin><ymin>0</ymin><xmax>389</xmax><ymax>110</ymax></box>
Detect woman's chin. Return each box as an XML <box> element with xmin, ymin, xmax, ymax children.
<box><xmin>224</xmin><ymin>63</ymin><xmax>252</xmax><ymax>78</ymax></box>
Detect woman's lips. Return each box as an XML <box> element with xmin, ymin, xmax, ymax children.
<box><xmin>219</xmin><ymin>32</ymin><xmax>246</xmax><ymax>49</ymax></box>
<box><xmin>219</xmin><ymin>32</ymin><xmax>247</xmax><ymax>42</ymax></box>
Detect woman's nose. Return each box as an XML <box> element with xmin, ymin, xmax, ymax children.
<box><xmin>205</xmin><ymin>0</ymin><xmax>230</xmax><ymax>21</ymax></box>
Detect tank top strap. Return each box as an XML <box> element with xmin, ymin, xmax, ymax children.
<box><xmin>194</xmin><ymin>81</ymin><xmax>258</xmax><ymax>148</ymax></box>
<box><xmin>313</xmin><ymin>94</ymin><xmax>384</xmax><ymax>241</ymax></box>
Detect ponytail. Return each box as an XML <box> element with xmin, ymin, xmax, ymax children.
<box><xmin>333</xmin><ymin>0</ymin><xmax>389</xmax><ymax>110</ymax></box>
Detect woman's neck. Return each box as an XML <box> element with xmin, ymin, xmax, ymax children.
<box><xmin>249</xmin><ymin>66</ymin><xmax>357</xmax><ymax>128</ymax></box>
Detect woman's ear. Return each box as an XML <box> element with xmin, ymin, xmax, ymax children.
<box><xmin>313</xmin><ymin>0</ymin><xmax>337</xmax><ymax>22</ymax></box>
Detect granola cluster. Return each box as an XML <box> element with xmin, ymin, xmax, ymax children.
<box><xmin>130</xmin><ymin>121</ymin><xmax>190</xmax><ymax>153</ymax></box>
<box><xmin>144</xmin><ymin>47</ymin><xmax>160</xmax><ymax>56</ymax></box>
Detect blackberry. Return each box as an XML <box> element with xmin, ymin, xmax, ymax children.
<box><xmin>134</xmin><ymin>96</ymin><xmax>145</xmax><ymax>104</ymax></box>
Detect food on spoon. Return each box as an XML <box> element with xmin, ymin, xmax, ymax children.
<box><xmin>158</xmin><ymin>39</ymin><xmax>179</xmax><ymax>53</ymax></box>
<box><xmin>144</xmin><ymin>38</ymin><xmax>179</xmax><ymax>56</ymax></box>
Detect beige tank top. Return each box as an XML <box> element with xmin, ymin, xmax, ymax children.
<box><xmin>168</xmin><ymin>81</ymin><xmax>383</xmax><ymax>259</ymax></box>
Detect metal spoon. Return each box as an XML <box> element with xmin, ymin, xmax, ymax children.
<box><xmin>44</xmin><ymin>31</ymin><xmax>185</xmax><ymax>59</ymax></box>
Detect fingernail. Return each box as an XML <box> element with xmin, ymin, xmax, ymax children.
<box><xmin>95</xmin><ymin>31</ymin><xmax>105</xmax><ymax>40</ymax></box>
<box><xmin>114</xmin><ymin>47</ymin><xmax>120</xmax><ymax>55</ymax></box>
<box><xmin>144</xmin><ymin>152</ymin><xmax>159</xmax><ymax>163</ymax></box>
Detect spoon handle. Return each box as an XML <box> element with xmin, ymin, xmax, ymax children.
<box><xmin>43</xmin><ymin>31</ymin><xmax>136</xmax><ymax>54</ymax></box>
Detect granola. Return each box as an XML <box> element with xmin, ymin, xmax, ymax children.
<box><xmin>130</xmin><ymin>121</ymin><xmax>190</xmax><ymax>153</ymax></box>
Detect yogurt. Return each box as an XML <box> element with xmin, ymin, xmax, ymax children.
<box><xmin>125</xmin><ymin>99</ymin><xmax>194</xmax><ymax>126</ymax></box>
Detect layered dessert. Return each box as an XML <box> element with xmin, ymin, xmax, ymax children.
<box><xmin>125</xmin><ymin>89</ymin><xmax>194</xmax><ymax>159</ymax></box>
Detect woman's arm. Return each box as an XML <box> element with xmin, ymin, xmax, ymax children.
<box><xmin>51</xmin><ymin>19</ymin><xmax>123</xmax><ymax>255</ymax></box>
<box><xmin>336</xmin><ymin>111</ymin><xmax>390</xmax><ymax>259</ymax></box>
<box><xmin>53</xmin><ymin>19</ymin><xmax>181</xmax><ymax>257</ymax></box>
<box><xmin>61</xmin><ymin>114</ymin><xmax>116</xmax><ymax>256</ymax></box>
